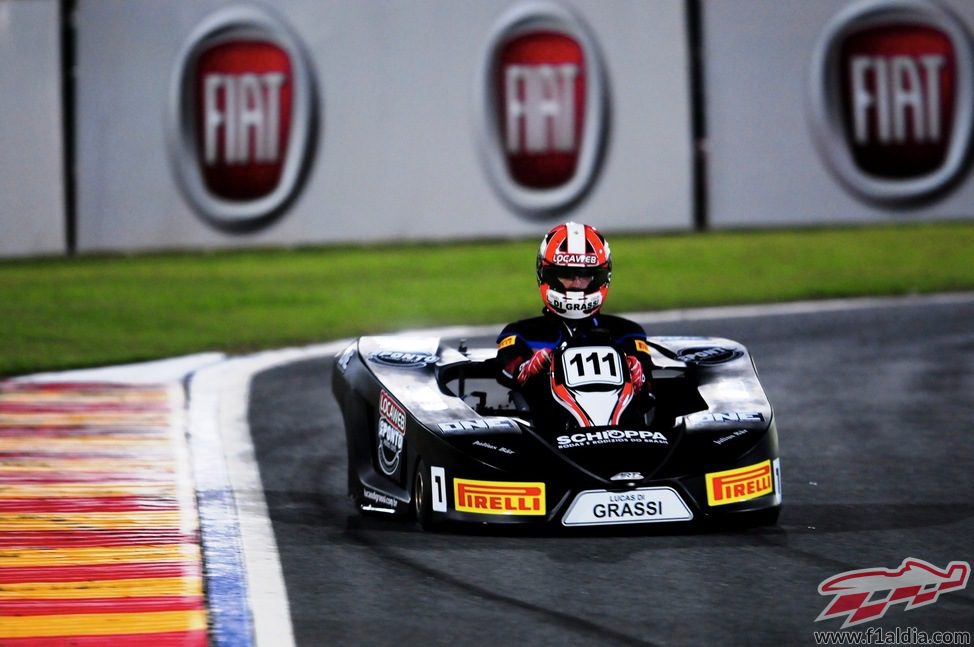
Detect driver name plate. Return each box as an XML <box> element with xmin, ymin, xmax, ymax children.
<box><xmin>561</xmin><ymin>487</ymin><xmax>693</xmax><ymax>526</ymax></box>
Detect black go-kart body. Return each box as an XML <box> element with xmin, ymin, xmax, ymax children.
<box><xmin>332</xmin><ymin>333</ymin><xmax>781</xmax><ymax>530</ymax></box>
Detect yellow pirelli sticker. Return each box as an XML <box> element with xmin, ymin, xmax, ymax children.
<box><xmin>705</xmin><ymin>460</ymin><xmax>773</xmax><ymax>506</ymax></box>
<box><xmin>454</xmin><ymin>478</ymin><xmax>546</xmax><ymax>515</ymax></box>
<box><xmin>634</xmin><ymin>339</ymin><xmax>650</xmax><ymax>354</ymax></box>
<box><xmin>498</xmin><ymin>335</ymin><xmax>517</xmax><ymax>350</ymax></box>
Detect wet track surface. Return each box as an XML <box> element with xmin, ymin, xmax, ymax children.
<box><xmin>249</xmin><ymin>299</ymin><xmax>974</xmax><ymax>646</ymax></box>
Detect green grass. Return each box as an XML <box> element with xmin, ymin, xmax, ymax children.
<box><xmin>1</xmin><ymin>221</ymin><xmax>972</xmax><ymax>377</ymax></box>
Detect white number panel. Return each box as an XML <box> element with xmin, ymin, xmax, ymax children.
<box><xmin>561</xmin><ymin>346</ymin><xmax>623</xmax><ymax>388</ymax></box>
<box><xmin>431</xmin><ymin>466</ymin><xmax>447</xmax><ymax>512</ymax></box>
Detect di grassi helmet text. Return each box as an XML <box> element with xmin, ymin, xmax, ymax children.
<box><xmin>536</xmin><ymin>222</ymin><xmax>612</xmax><ymax>319</ymax></box>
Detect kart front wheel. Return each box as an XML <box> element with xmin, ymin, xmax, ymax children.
<box><xmin>413</xmin><ymin>459</ymin><xmax>434</xmax><ymax>531</ymax></box>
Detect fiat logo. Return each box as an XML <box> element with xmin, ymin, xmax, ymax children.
<box><xmin>809</xmin><ymin>0</ymin><xmax>973</xmax><ymax>204</ymax></box>
<box><xmin>168</xmin><ymin>6</ymin><xmax>316</xmax><ymax>232</ymax></box>
<box><xmin>476</xmin><ymin>2</ymin><xmax>608</xmax><ymax>216</ymax></box>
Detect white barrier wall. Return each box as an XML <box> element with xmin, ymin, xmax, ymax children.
<box><xmin>0</xmin><ymin>0</ymin><xmax>65</xmax><ymax>257</ymax></box>
<box><xmin>6</xmin><ymin>0</ymin><xmax>973</xmax><ymax>259</ymax></box>
<box><xmin>704</xmin><ymin>0</ymin><xmax>974</xmax><ymax>227</ymax></box>
<box><xmin>73</xmin><ymin>0</ymin><xmax>693</xmax><ymax>253</ymax></box>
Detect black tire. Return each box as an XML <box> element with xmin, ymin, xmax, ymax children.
<box><xmin>413</xmin><ymin>459</ymin><xmax>434</xmax><ymax>531</ymax></box>
<box><xmin>738</xmin><ymin>506</ymin><xmax>780</xmax><ymax>528</ymax></box>
<box><xmin>752</xmin><ymin>505</ymin><xmax>781</xmax><ymax>526</ymax></box>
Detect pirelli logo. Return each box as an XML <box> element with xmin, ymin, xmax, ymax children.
<box><xmin>498</xmin><ymin>335</ymin><xmax>517</xmax><ymax>350</ymax></box>
<box><xmin>454</xmin><ymin>478</ymin><xmax>546</xmax><ymax>516</ymax></box>
<box><xmin>706</xmin><ymin>460</ymin><xmax>773</xmax><ymax>506</ymax></box>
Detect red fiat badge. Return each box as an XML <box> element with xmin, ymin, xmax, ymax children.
<box><xmin>195</xmin><ymin>39</ymin><xmax>293</xmax><ymax>201</ymax></box>
<box><xmin>169</xmin><ymin>6</ymin><xmax>315</xmax><ymax>231</ymax></box>
<box><xmin>477</xmin><ymin>3</ymin><xmax>607</xmax><ymax>216</ymax></box>
<box><xmin>839</xmin><ymin>24</ymin><xmax>955</xmax><ymax>179</ymax></box>
<box><xmin>809</xmin><ymin>0</ymin><xmax>972</xmax><ymax>204</ymax></box>
<box><xmin>497</xmin><ymin>31</ymin><xmax>585</xmax><ymax>190</ymax></box>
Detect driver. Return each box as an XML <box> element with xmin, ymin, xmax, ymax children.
<box><xmin>496</xmin><ymin>222</ymin><xmax>655</xmax><ymax>411</ymax></box>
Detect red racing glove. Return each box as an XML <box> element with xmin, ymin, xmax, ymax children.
<box><xmin>516</xmin><ymin>348</ymin><xmax>553</xmax><ymax>386</ymax></box>
<box><xmin>627</xmin><ymin>354</ymin><xmax>647</xmax><ymax>392</ymax></box>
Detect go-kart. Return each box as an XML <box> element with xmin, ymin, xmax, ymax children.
<box><xmin>331</xmin><ymin>332</ymin><xmax>781</xmax><ymax>530</ymax></box>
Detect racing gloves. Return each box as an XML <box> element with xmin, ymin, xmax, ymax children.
<box><xmin>627</xmin><ymin>354</ymin><xmax>648</xmax><ymax>392</ymax></box>
<box><xmin>516</xmin><ymin>348</ymin><xmax>552</xmax><ymax>386</ymax></box>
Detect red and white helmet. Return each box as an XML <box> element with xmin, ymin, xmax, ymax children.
<box><xmin>536</xmin><ymin>222</ymin><xmax>612</xmax><ymax>320</ymax></box>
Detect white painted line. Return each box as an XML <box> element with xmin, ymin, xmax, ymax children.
<box><xmin>188</xmin><ymin>342</ymin><xmax>348</xmax><ymax>647</ymax></box>
<box><xmin>187</xmin><ymin>363</ymin><xmax>254</xmax><ymax>646</ymax></box>
<box><xmin>619</xmin><ymin>291</ymin><xmax>974</xmax><ymax>324</ymax></box>
<box><xmin>408</xmin><ymin>292</ymin><xmax>974</xmax><ymax>340</ymax></box>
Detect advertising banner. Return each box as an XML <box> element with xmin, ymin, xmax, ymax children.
<box><xmin>704</xmin><ymin>0</ymin><xmax>974</xmax><ymax>227</ymax></box>
<box><xmin>73</xmin><ymin>1</ymin><xmax>692</xmax><ymax>253</ymax></box>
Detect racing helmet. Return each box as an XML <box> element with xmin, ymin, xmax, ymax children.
<box><xmin>536</xmin><ymin>222</ymin><xmax>612</xmax><ymax>320</ymax></box>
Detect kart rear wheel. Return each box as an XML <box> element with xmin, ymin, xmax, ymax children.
<box><xmin>413</xmin><ymin>459</ymin><xmax>434</xmax><ymax>531</ymax></box>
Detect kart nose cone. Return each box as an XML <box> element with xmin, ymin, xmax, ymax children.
<box><xmin>552</xmin><ymin>427</ymin><xmax>677</xmax><ymax>481</ymax></box>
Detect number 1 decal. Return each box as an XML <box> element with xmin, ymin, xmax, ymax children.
<box><xmin>431</xmin><ymin>466</ymin><xmax>447</xmax><ymax>512</ymax></box>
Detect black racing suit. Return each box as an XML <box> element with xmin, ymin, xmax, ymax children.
<box><xmin>495</xmin><ymin>310</ymin><xmax>656</xmax><ymax>428</ymax></box>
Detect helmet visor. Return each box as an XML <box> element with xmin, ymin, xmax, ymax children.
<box><xmin>540</xmin><ymin>265</ymin><xmax>610</xmax><ymax>292</ymax></box>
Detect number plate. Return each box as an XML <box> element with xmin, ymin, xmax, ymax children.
<box><xmin>561</xmin><ymin>346</ymin><xmax>623</xmax><ymax>387</ymax></box>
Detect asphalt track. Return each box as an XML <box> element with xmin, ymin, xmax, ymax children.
<box><xmin>249</xmin><ymin>296</ymin><xmax>974</xmax><ymax>646</ymax></box>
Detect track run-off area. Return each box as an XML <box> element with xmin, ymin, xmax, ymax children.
<box><xmin>2</xmin><ymin>293</ymin><xmax>972</xmax><ymax>646</ymax></box>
